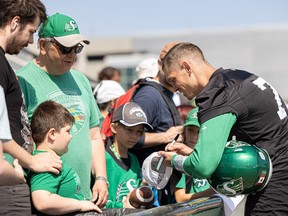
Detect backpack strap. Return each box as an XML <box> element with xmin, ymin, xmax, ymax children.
<box><xmin>101</xmin><ymin>80</ymin><xmax>182</xmax><ymax>141</ymax></box>
<box><xmin>101</xmin><ymin>84</ymin><xmax>140</xmax><ymax>139</ymax></box>
<box><xmin>134</xmin><ymin>80</ymin><xmax>182</xmax><ymax>126</ymax></box>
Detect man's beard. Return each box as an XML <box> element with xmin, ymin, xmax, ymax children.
<box><xmin>6</xmin><ymin>46</ymin><xmax>22</xmax><ymax>55</ymax></box>
<box><xmin>6</xmin><ymin>35</ymin><xmax>26</xmax><ymax>55</ymax></box>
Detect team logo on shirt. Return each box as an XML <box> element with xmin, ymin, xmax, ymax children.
<box><xmin>115</xmin><ymin>179</ymin><xmax>139</xmax><ymax>202</ymax></box>
<box><xmin>194</xmin><ymin>179</ymin><xmax>208</xmax><ymax>188</ymax></box>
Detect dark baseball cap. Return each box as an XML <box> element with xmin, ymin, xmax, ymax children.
<box><xmin>112</xmin><ymin>102</ymin><xmax>153</xmax><ymax>130</ymax></box>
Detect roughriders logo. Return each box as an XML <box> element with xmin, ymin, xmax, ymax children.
<box><xmin>65</xmin><ymin>20</ymin><xmax>78</xmax><ymax>32</ymax></box>
<box><xmin>194</xmin><ymin>179</ymin><xmax>208</xmax><ymax>188</ymax></box>
<box><xmin>48</xmin><ymin>89</ymin><xmax>85</xmax><ymax>135</ymax></box>
<box><xmin>115</xmin><ymin>179</ymin><xmax>139</xmax><ymax>202</ymax></box>
<box><xmin>216</xmin><ymin>177</ymin><xmax>244</xmax><ymax>196</ymax></box>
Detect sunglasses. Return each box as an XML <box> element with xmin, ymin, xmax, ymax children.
<box><xmin>51</xmin><ymin>40</ymin><xmax>84</xmax><ymax>54</ymax></box>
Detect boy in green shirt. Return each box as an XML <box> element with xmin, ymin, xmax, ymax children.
<box><xmin>105</xmin><ymin>102</ymin><xmax>153</xmax><ymax>208</ymax></box>
<box><xmin>29</xmin><ymin>100</ymin><xmax>102</xmax><ymax>215</ymax></box>
<box><xmin>174</xmin><ymin>107</ymin><xmax>214</xmax><ymax>203</ymax></box>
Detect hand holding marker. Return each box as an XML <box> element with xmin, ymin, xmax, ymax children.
<box><xmin>156</xmin><ymin>134</ymin><xmax>180</xmax><ymax>171</ymax></box>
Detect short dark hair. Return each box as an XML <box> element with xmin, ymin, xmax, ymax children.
<box><xmin>0</xmin><ymin>0</ymin><xmax>47</xmax><ymax>28</ymax></box>
<box><xmin>162</xmin><ymin>42</ymin><xmax>205</xmax><ymax>73</ymax></box>
<box><xmin>31</xmin><ymin>100</ymin><xmax>75</xmax><ymax>144</ymax></box>
<box><xmin>98</xmin><ymin>66</ymin><xmax>121</xmax><ymax>82</ymax></box>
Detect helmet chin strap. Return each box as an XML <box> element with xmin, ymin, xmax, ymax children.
<box><xmin>213</xmin><ymin>194</ymin><xmax>247</xmax><ymax>216</ymax></box>
<box><xmin>230</xmin><ymin>195</ymin><xmax>248</xmax><ymax>216</ymax></box>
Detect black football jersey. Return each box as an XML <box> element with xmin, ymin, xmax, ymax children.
<box><xmin>196</xmin><ymin>68</ymin><xmax>288</xmax><ymax>215</ymax></box>
<box><xmin>196</xmin><ymin>68</ymin><xmax>288</xmax><ymax>159</ymax></box>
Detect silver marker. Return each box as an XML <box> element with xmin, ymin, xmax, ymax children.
<box><xmin>156</xmin><ymin>134</ymin><xmax>180</xmax><ymax>171</ymax></box>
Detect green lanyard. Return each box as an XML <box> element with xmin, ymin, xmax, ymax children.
<box><xmin>109</xmin><ymin>144</ymin><xmax>122</xmax><ymax>161</ymax></box>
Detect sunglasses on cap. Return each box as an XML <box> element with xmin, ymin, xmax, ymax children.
<box><xmin>49</xmin><ymin>39</ymin><xmax>84</xmax><ymax>54</ymax></box>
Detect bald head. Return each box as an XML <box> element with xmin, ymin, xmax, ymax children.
<box><xmin>156</xmin><ymin>42</ymin><xmax>180</xmax><ymax>92</ymax></box>
<box><xmin>159</xmin><ymin>41</ymin><xmax>180</xmax><ymax>61</ymax></box>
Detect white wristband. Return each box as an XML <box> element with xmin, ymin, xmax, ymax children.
<box><xmin>173</xmin><ymin>155</ymin><xmax>189</xmax><ymax>175</ymax></box>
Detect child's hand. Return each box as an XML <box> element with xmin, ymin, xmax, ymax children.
<box><xmin>123</xmin><ymin>192</ymin><xmax>135</xmax><ymax>209</ymax></box>
<box><xmin>79</xmin><ymin>200</ymin><xmax>102</xmax><ymax>213</ymax></box>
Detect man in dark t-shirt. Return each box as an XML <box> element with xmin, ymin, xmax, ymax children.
<box><xmin>132</xmin><ymin>79</ymin><xmax>181</xmax><ymax>163</ymax></box>
<box><xmin>130</xmin><ymin>43</ymin><xmax>183</xmax><ymax>205</ymax></box>
<box><xmin>160</xmin><ymin>42</ymin><xmax>288</xmax><ymax>215</ymax></box>
<box><xmin>131</xmin><ymin>42</ymin><xmax>183</xmax><ymax>165</ymax></box>
<box><xmin>0</xmin><ymin>1</ymin><xmax>61</xmax><ymax>214</ymax></box>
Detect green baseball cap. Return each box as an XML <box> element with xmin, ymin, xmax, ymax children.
<box><xmin>183</xmin><ymin>107</ymin><xmax>200</xmax><ymax>127</ymax></box>
<box><xmin>39</xmin><ymin>13</ymin><xmax>90</xmax><ymax>47</ymax></box>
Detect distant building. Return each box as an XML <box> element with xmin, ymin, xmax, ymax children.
<box><xmin>9</xmin><ymin>25</ymin><xmax>288</xmax><ymax>100</ymax></box>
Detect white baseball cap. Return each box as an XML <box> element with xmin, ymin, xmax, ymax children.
<box><xmin>142</xmin><ymin>152</ymin><xmax>173</xmax><ymax>189</ymax></box>
<box><xmin>93</xmin><ymin>80</ymin><xmax>126</xmax><ymax>104</ymax></box>
<box><xmin>133</xmin><ymin>58</ymin><xmax>159</xmax><ymax>84</ymax></box>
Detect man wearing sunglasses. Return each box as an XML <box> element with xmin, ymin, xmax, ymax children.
<box><xmin>17</xmin><ymin>13</ymin><xmax>108</xmax><ymax>209</ymax></box>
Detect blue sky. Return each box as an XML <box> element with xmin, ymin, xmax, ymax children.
<box><xmin>42</xmin><ymin>0</ymin><xmax>288</xmax><ymax>37</ymax></box>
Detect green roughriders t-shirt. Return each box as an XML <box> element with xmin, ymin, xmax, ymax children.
<box><xmin>29</xmin><ymin>150</ymin><xmax>84</xmax><ymax>200</ymax></box>
<box><xmin>106</xmin><ymin>149</ymin><xmax>142</xmax><ymax>208</ymax></box>
<box><xmin>17</xmin><ymin>61</ymin><xmax>102</xmax><ymax>199</ymax></box>
<box><xmin>176</xmin><ymin>173</ymin><xmax>210</xmax><ymax>194</ymax></box>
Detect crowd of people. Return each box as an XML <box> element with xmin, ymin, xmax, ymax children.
<box><xmin>1</xmin><ymin>0</ymin><xmax>288</xmax><ymax>216</ymax></box>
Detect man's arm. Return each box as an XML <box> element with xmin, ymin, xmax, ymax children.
<box><xmin>3</xmin><ymin>140</ymin><xmax>62</xmax><ymax>174</ymax></box>
<box><xmin>161</xmin><ymin>113</ymin><xmax>237</xmax><ymax>179</ymax></box>
<box><xmin>143</xmin><ymin>125</ymin><xmax>183</xmax><ymax>148</ymax></box>
<box><xmin>0</xmin><ymin>140</ymin><xmax>25</xmax><ymax>185</ymax></box>
<box><xmin>90</xmin><ymin>126</ymin><xmax>108</xmax><ymax>207</ymax></box>
<box><xmin>0</xmin><ymin>86</ymin><xmax>25</xmax><ymax>184</ymax></box>
<box><xmin>133</xmin><ymin>85</ymin><xmax>183</xmax><ymax>147</ymax></box>
<box><xmin>181</xmin><ymin>113</ymin><xmax>236</xmax><ymax>178</ymax></box>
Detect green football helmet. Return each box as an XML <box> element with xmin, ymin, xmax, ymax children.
<box><xmin>208</xmin><ymin>136</ymin><xmax>273</xmax><ymax>197</ymax></box>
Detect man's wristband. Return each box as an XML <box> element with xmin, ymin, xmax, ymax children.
<box><xmin>95</xmin><ymin>176</ymin><xmax>109</xmax><ymax>187</ymax></box>
<box><xmin>171</xmin><ymin>154</ymin><xmax>189</xmax><ymax>175</ymax></box>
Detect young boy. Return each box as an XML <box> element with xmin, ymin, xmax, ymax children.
<box><xmin>105</xmin><ymin>102</ymin><xmax>153</xmax><ymax>208</ymax></box>
<box><xmin>29</xmin><ymin>100</ymin><xmax>102</xmax><ymax>215</ymax></box>
<box><xmin>174</xmin><ymin>107</ymin><xmax>214</xmax><ymax>203</ymax></box>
